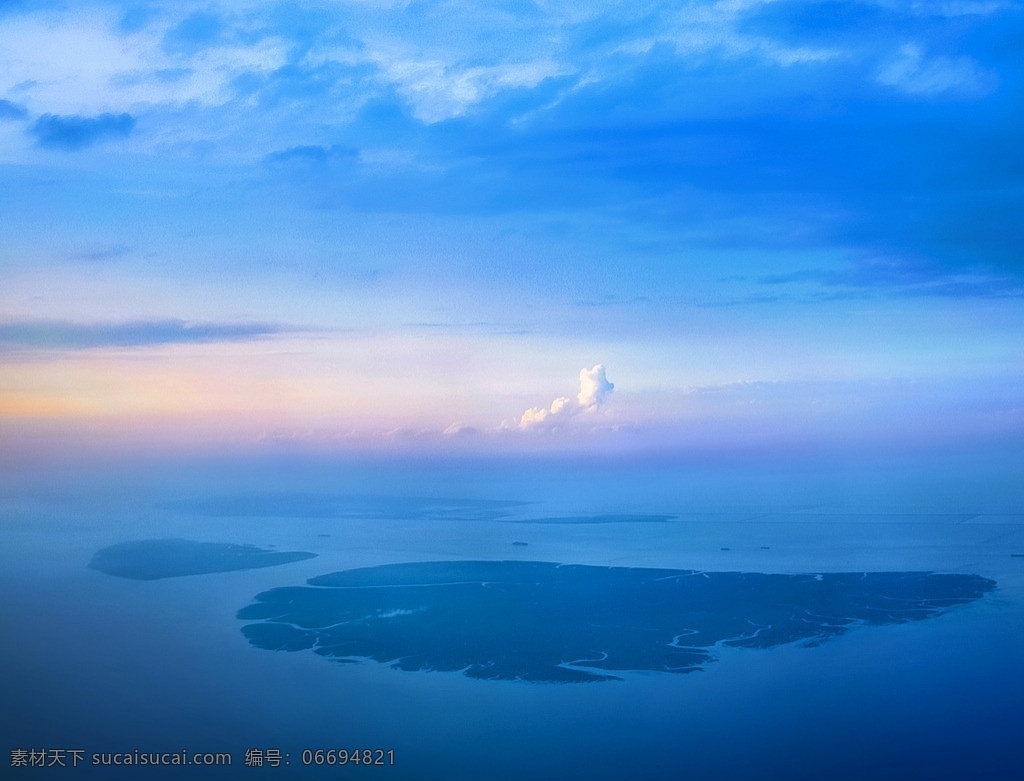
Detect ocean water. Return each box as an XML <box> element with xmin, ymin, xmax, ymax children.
<box><xmin>2</xmin><ymin>451</ymin><xmax>1022</xmax><ymax>780</ymax></box>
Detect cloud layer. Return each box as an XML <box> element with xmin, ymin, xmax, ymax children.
<box><xmin>0</xmin><ymin>318</ymin><xmax>290</xmax><ymax>351</ymax></box>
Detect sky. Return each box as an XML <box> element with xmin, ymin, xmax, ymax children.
<box><xmin>1</xmin><ymin>0</ymin><xmax>1022</xmax><ymax>460</ymax></box>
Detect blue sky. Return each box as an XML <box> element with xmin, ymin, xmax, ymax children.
<box><xmin>1</xmin><ymin>0</ymin><xmax>1022</xmax><ymax>457</ymax></box>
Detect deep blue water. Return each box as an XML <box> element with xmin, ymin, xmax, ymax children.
<box><xmin>2</xmin><ymin>452</ymin><xmax>1022</xmax><ymax>779</ymax></box>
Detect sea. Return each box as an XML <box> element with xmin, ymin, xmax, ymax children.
<box><xmin>2</xmin><ymin>448</ymin><xmax>1022</xmax><ymax>780</ymax></box>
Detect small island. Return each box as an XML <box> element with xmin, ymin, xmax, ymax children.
<box><xmin>238</xmin><ymin>560</ymin><xmax>995</xmax><ymax>683</ymax></box>
<box><xmin>90</xmin><ymin>539</ymin><xmax>317</xmax><ymax>580</ymax></box>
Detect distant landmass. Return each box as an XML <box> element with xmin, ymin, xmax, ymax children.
<box><xmin>90</xmin><ymin>539</ymin><xmax>317</xmax><ymax>580</ymax></box>
<box><xmin>238</xmin><ymin>561</ymin><xmax>995</xmax><ymax>683</ymax></box>
<box><xmin>161</xmin><ymin>493</ymin><xmax>528</xmax><ymax>521</ymax></box>
<box><xmin>161</xmin><ymin>494</ymin><xmax>685</xmax><ymax>526</ymax></box>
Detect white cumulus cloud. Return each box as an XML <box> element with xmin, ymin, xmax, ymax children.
<box><xmin>577</xmin><ymin>364</ymin><xmax>614</xmax><ymax>408</ymax></box>
<box><xmin>512</xmin><ymin>364</ymin><xmax>615</xmax><ymax>430</ymax></box>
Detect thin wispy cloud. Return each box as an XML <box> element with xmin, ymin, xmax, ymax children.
<box><xmin>0</xmin><ymin>319</ymin><xmax>292</xmax><ymax>351</ymax></box>
<box><xmin>264</xmin><ymin>145</ymin><xmax>359</xmax><ymax>166</ymax></box>
<box><xmin>877</xmin><ymin>44</ymin><xmax>995</xmax><ymax>97</ymax></box>
<box><xmin>758</xmin><ymin>259</ymin><xmax>1024</xmax><ymax>299</ymax></box>
<box><xmin>69</xmin><ymin>244</ymin><xmax>134</xmax><ymax>262</ymax></box>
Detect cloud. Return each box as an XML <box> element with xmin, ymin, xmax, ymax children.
<box><xmin>513</xmin><ymin>364</ymin><xmax>615</xmax><ymax>430</ymax></box>
<box><xmin>0</xmin><ymin>0</ymin><xmax>1019</xmax><ymax>339</ymax></box>
<box><xmin>443</xmin><ymin>421</ymin><xmax>478</xmax><ymax>437</ymax></box>
<box><xmin>0</xmin><ymin>318</ymin><xmax>291</xmax><ymax>351</ymax></box>
<box><xmin>30</xmin><ymin>112</ymin><xmax>136</xmax><ymax>151</ymax></box>
<box><xmin>757</xmin><ymin>257</ymin><xmax>1024</xmax><ymax>299</ymax></box>
<box><xmin>371</xmin><ymin>56</ymin><xmax>570</xmax><ymax>123</ymax></box>
<box><xmin>0</xmin><ymin>99</ymin><xmax>27</xmax><ymax>120</ymax></box>
<box><xmin>0</xmin><ymin>11</ymin><xmax>289</xmax><ymax>120</ymax></box>
<box><xmin>69</xmin><ymin>244</ymin><xmax>134</xmax><ymax>262</ymax></box>
<box><xmin>877</xmin><ymin>44</ymin><xmax>995</xmax><ymax>97</ymax></box>
<box><xmin>872</xmin><ymin>0</ymin><xmax>1014</xmax><ymax>17</ymax></box>
<box><xmin>264</xmin><ymin>144</ymin><xmax>359</xmax><ymax>166</ymax></box>
<box><xmin>578</xmin><ymin>363</ymin><xmax>615</xmax><ymax>408</ymax></box>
